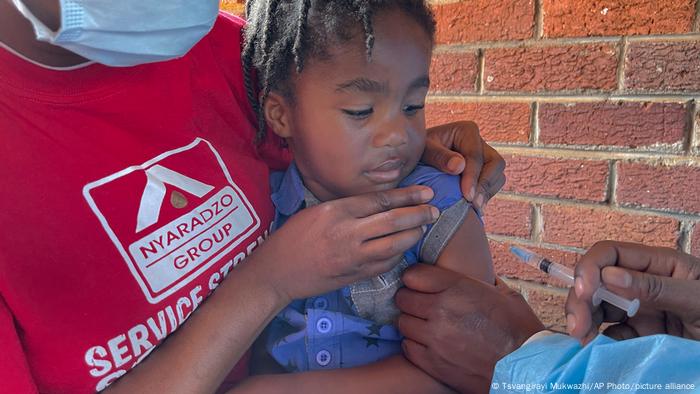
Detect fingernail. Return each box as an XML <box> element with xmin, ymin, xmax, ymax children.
<box><xmin>430</xmin><ymin>206</ymin><xmax>440</xmax><ymax>220</ymax></box>
<box><xmin>447</xmin><ymin>157</ymin><xmax>464</xmax><ymax>173</ymax></box>
<box><xmin>420</xmin><ymin>187</ymin><xmax>434</xmax><ymax>201</ymax></box>
<box><xmin>467</xmin><ymin>185</ymin><xmax>476</xmax><ymax>202</ymax></box>
<box><xmin>566</xmin><ymin>314</ymin><xmax>576</xmax><ymax>334</ymax></box>
<box><xmin>603</xmin><ymin>267</ymin><xmax>632</xmax><ymax>288</ymax></box>
<box><xmin>575</xmin><ymin>277</ymin><xmax>584</xmax><ymax>298</ymax></box>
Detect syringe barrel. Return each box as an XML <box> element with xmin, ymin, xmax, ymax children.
<box><xmin>545</xmin><ymin>261</ymin><xmax>575</xmax><ymax>285</ymax></box>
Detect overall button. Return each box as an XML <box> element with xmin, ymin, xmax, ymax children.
<box><xmin>316</xmin><ymin>317</ymin><xmax>332</xmax><ymax>333</ymax></box>
<box><xmin>316</xmin><ymin>350</ymin><xmax>331</xmax><ymax>366</ymax></box>
<box><xmin>312</xmin><ymin>297</ymin><xmax>328</xmax><ymax>310</ymax></box>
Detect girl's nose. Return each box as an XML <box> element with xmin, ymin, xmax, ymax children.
<box><xmin>373</xmin><ymin>119</ymin><xmax>409</xmax><ymax>148</ymax></box>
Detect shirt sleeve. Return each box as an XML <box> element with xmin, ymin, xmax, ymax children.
<box><xmin>491</xmin><ymin>333</ymin><xmax>700</xmax><ymax>393</ymax></box>
<box><xmin>399</xmin><ymin>164</ymin><xmax>477</xmax><ymax>263</ymax></box>
<box><xmin>0</xmin><ymin>295</ymin><xmax>38</xmax><ymax>394</ymax></box>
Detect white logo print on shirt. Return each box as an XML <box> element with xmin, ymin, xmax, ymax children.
<box><xmin>83</xmin><ymin>138</ymin><xmax>260</xmax><ymax>304</ymax></box>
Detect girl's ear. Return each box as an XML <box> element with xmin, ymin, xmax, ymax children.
<box><xmin>263</xmin><ymin>92</ymin><xmax>293</xmax><ymax>138</ymax></box>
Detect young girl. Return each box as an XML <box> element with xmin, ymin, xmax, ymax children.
<box><xmin>234</xmin><ymin>1</ymin><xmax>495</xmax><ymax>392</ymax></box>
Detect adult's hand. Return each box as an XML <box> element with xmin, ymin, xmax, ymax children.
<box><xmin>395</xmin><ymin>264</ymin><xmax>544</xmax><ymax>393</ymax></box>
<box><xmin>258</xmin><ymin>186</ymin><xmax>439</xmax><ymax>301</ymax></box>
<box><xmin>567</xmin><ymin>241</ymin><xmax>700</xmax><ymax>344</ymax></box>
<box><xmin>423</xmin><ymin>121</ymin><xmax>506</xmax><ymax>213</ymax></box>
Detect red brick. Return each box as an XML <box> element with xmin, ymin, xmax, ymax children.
<box><xmin>490</xmin><ymin>240</ymin><xmax>580</xmax><ymax>287</ymax></box>
<box><xmin>220</xmin><ymin>0</ymin><xmax>245</xmax><ymax>16</ymax></box>
<box><xmin>542</xmin><ymin>205</ymin><xmax>680</xmax><ymax>248</ymax></box>
<box><xmin>432</xmin><ymin>0</ymin><xmax>534</xmax><ymax>44</ymax></box>
<box><xmin>625</xmin><ymin>41</ymin><xmax>700</xmax><ymax>92</ymax></box>
<box><xmin>542</xmin><ymin>0</ymin><xmax>695</xmax><ymax>38</ymax></box>
<box><xmin>429</xmin><ymin>52</ymin><xmax>478</xmax><ymax>93</ymax></box>
<box><xmin>483</xmin><ymin>199</ymin><xmax>532</xmax><ymax>238</ymax></box>
<box><xmin>539</xmin><ymin>102</ymin><xmax>688</xmax><ymax>148</ymax></box>
<box><xmin>525</xmin><ymin>287</ymin><xmax>568</xmax><ymax>331</ymax></box>
<box><xmin>425</xmin><ymin>102</ymin><xmax>531</xmax><ymax>143</ymax></box>
<box><xmin>484</xmin><ymin>44</ymin><xmax>619</xmax><ymax>92</ymax></box>
<box><xmin>503</xmin><ymin>155</ymin><xmax>609</xmax><ymax>202</ymax></box>
<box><xmin>617</xmin><ymin>162</ymin><xmax>700</xmax><ymax>214</ymax></box>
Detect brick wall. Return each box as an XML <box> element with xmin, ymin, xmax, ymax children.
<box><xmin>428</xmin><ymin>0</ymin><xmax>700</xmax><ymax>330</ymax></box>
<box><xmin>223</xmin><ymin>1</ymin><xmax>700</xmax><ymax>331</ymax></box>
<box><xmin>220</xmin><ymin>0</ymin><xmax>245</xmax><ymax>15</ymax></box>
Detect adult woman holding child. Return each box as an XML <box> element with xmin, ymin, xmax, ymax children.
<box><xmin>0</xmin><ymin>0</ymin><xmax>505</xmax><ymax>393</ymax></box>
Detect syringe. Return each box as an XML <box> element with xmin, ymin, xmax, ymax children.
<box><xmin>509</xmin><ymin>246</ymin><xmax>640</xmax><ymax>317</ymax></box>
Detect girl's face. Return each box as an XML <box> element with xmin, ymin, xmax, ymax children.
<box><xmin>265</xmin><ymin>9</ymin><xmax>433</xmax><ymax>201</ymax></box>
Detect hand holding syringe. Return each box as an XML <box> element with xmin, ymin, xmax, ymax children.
<box><xmin>510</xmin><ymin>246</ymin><xmax>640</xmax><ymax>317</ymax></box>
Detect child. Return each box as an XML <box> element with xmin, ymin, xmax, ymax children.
<box><xmin>239</xmin><ymin>0</ymin><xmax>495</xmax><ymax>391</ymax></box>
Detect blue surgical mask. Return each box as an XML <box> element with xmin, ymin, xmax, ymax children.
<box><xmin>11</xmin><ymin>0</ymin><xmax>220</xmax><ymax>67</ymax></box>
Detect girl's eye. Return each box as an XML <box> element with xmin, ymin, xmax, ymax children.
<box><xmin>403</xmin><ymin>104</ymin><xmax>425</xmax><ymax>116</ymax></box>
<box><xmin>341</xmin><ymin>108</ymin><xmax>374</xmax><ymax>119</ymax></box>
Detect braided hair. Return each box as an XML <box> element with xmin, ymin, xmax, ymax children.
<box><xmin>242</xmin><ymin>0</ymin><xmax>436</xmax><ymax>143</ymax></box>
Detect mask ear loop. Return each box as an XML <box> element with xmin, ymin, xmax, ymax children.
<box><xmin>10</xmin><ymin>0</ymin><xmax>60</xmax><ymax>42</ymax></box>
<box><xmin>0</xmin><ymin>39</ymin><xmax>94</xmax><ymax>70</ymax></box>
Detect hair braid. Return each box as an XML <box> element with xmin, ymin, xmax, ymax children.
<box><xmin>353</xmin><ymin>1</ymin><xmax>375</xmax><ymax>61</ymax></box>
<box><xmin>292</xmin><ymin>0</ymin><xmax>312</xmax><ymax>73</ymax></box>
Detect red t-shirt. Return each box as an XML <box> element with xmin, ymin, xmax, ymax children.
<box><xmin>0</xmin><ymin>13</ymin><xmax>289</xmax><ymax>393</ymax></box>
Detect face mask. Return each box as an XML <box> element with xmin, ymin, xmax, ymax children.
<box><xmin>11</xmin><ymin>0</ymin><xmax>220</xmax><ymax>67</ymax></box>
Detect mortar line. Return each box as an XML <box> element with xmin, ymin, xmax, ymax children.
<box><xmin>616</xmin><ymin>37</ymin><xmax>628</xmax><ymax>93</ymax></box>
<box><xmin>493</xmin><ymin>193</ymin><xmax>700</xmax><ymax>221</ymax></box>
<box><xmin>433</xmin><ymin>33</ymin><xmax>700</xmax><ymax>52</ymax></box>
<box><xmin>476</xmin><ymin>49</ymin><xmax>485</xmax><ymax>94</ymax></box>
<box><xmin>493</xmin><ymin>144</ymin><xmax>692</xmax><ymax>160</ymax></box>
<box><xmin>487</xmin><ymin>234</ymin><xmax>585</xmax><ymax>254</ymax></box>
<box><xmin>427</xmin><ymin>93</ymin><xmax>694</xmax><ymax>102</ymax></box>
<box><xmin>530</xmin><ymin>102</ymin><xmax>540</xmax><ymax>146</ymax></box>
<box><xmin>531</xmin><ymin>204</ymin><xmax>543</xmax><ymax>242</ymax></box>
<box><xmin>534</xmin><ymin>0</ymin><xmax>544</xmax><ymax>39</ymax></box>
<box><xmin>689</xmin><ymin>99</ymin><xmax>698</xmax><ymax>153</ymax></box>
<box><xmin>695</xmin><ymin>0</ymin><xmax>700</xmax><ymax>31</ymax></box>
<box><xmin>679</xmin><ymin>221</ymin><xmax>693</xmax><ymax>253</ymax></box>
<box><xmin>501</xmin><ymin>277</ymin><xmax>570</xmax><ymax>294</ymax></box>
<box><xmin>608</xmin><ymin>160</ymin><xmax>618</xmax><ymax>206</ymax></box>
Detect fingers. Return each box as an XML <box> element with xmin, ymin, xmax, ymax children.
<box><xmin>455</xmin><ymin>132</ymin><xmax>484</xmax><ymax>203</ymax></box>
<box><xmin>566</xmin><ymin>283</ymin><xmax>631</xmax><ymax>343</ymax></box>
<box><xmin>397</xmin><ymin>313</ymin><xmax>431</xmax><ymax>345</ymax></box>
<box><xmin>471</xmin><ymin>142</ymin><xmax>506</xmax><ymax>212</ymax></box>
<box><xmin>574</xmin><ymin>241</ymin><xmax>681</xmax><ymax>302</ymax></box>
<box><xmin>360</xmin><ymin>227</ymin><xmax>424</xmax><ymax>263</ymax></box>
<box><xmin>422</xmin><ymin>138</ymin><xmax>466</xmax><ymax>176</ymax></box>
<box><xmin>395</xmin><ymin>288</ymin><xmax>434</xmax><ymax>319</ymax></box>
<box><xmin>602</xmin><ymin>323</ymin><xmax>639</xmax><ymax>341</ymax></box>
<box><xmin>423</xmin><ymin>121</ymin><xmax>481</xmax><ymax>200</ymax></box>
<box><xmin>358</xmin><ymin>204</ymin><xmax>438</xmax><ymax>241</ymax></box>
<box><xmin>342</xmin><ymin>186</ymin><xmax>434</xmax><ymax>218</ymax></box>
<box><xmin>601</xmin><ymin>266</ymin><xmax>700</xmax><ymax>318</ymax></box>
<box><xmin>400</xmin><ymin>264</ymin><xmax>463</xmax><ymax>294</ymax></box>
<box><xmin>401</xmin><ymin>338</ymin><xmax>431</xmax><ymax>370</ymax></box>
<box><xmin>565</xmin><ymin>287</ymin><xmax>596</xmax><ymax>340</ymax></box>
